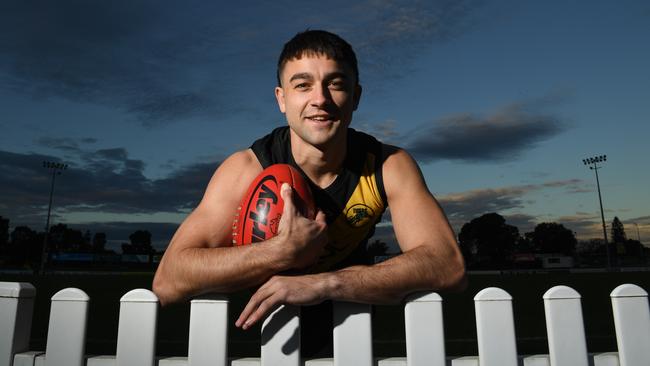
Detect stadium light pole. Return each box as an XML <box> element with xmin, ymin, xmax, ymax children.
<box><xmin>582</xmin><ymin>155</ymin><xmax>610</xmax><ymax>268</ymax></box>
<box><xmin>39</xmin><ymin>161</ymin><xmax>68</xmax><ymax>274</ymax></box>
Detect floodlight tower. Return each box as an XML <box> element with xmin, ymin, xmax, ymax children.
<box><xmin>582</xmin><ymin>155</ymin><xmax>610</xmax><ymax>268</ymax></box>
<box><xmin>39</xmin><ymin>161</ymin><xmax>68</xmax><ymax>274</ymax></box>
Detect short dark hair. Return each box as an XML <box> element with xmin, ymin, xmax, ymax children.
<box><xmin>277</xmin><ymin>30</ymin><xmax>359</xmax><ymax>86</ymax></box>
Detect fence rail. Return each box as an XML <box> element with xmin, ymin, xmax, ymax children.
<box><xmin>1</xmin><ymin>281</ymin><xmax>648</xmax><ymax>366</ymax></box>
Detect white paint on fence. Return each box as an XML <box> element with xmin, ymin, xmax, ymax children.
<box><xmin>450</xmin><ymin>356</ymin><xmax>478</xmax><ymax>365</ymax></box>
<box><xmin>3</xmin><ymin>282</ymin><xmax>650</xmax><ymax>366</ymax></box>
<box><xmin>85</xmin><ymin>355</ymin><xmax>115</xmax><ymax>366</ymax></box>
<box><xmin>260</xmin><ymin>305</ymin><xmax>300</xmax><ymax>366</ymax></box>
<box><xmin>45</xmin><ymin>288</ymin><xmax>89</xmax><ymax>366</ymax></box>
<box><xmin>116</xmin><ymin>289</ymin><xmax>158</xmax><ymax>366</ymax></box>
<box><xmin>333</xmin><ymin>302</ymin><xmax>372</xmax><ymax>366</ymax></box>
<box><xmin>474</xmin><ymin>287</ymin><xmax>518</xmax><ymax>366</ymax></box>
<box><xmin>404</xmin><ymin>292</ymin><xmax>445</xmax><ymax>366</ymax></box>
<box><xmin>10</xmin><ymin>351</ymin><xmax>42</xmax><ymax>366</ymax></box>
<box><xmin>0</xmin><ymin>282</ymin><xmax>35</xmax><ymax>366</ymax></box>
<box><xmin>610</xmin><ymin>283</ymin><xmax>650</xmax><ymax>366</ymax></box>
<box><xmin>188</xmin><ymin>295</ymin><xmax>228</xmax><ymax>366</ymax></box>
<box><xmin>543</xmin><ymin>285</ymin><xmax>589</xmax><ymax>366</ymax></box>
<box><xmin>592</xmin><ymin>352</ymin><xmax>619</xmax><ymax>366</ymax></box>
<box><xmin>522</xmin><ymin>354</ymin><xmax>549</xmax><ymax>366</ymax></box>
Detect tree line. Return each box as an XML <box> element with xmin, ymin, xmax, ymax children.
<box><xmin>457</xmin><ymin>213</ymin><xmax>646</xmax><ymax>269</ymax></box>
<box><xmin>0</xmin><ymin>216</ymin><xmax>156</xmax><ymax>268</ymax></box>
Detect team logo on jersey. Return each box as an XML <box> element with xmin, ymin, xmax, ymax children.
<box><xmin>345</xmin><ymin>204</ymin><xmax>375</xmax><ymax>228</ymax></box>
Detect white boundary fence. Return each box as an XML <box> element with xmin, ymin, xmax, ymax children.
<box><xmin>1</xmin><ymin>282</ymin><xmax>648</xmax><ymax>366</ymax></box>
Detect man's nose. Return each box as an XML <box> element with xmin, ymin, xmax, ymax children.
<box><xmin>310</xmin><ymin>84</ymin><xmax>331</xmax><ymax>107</ymax></box>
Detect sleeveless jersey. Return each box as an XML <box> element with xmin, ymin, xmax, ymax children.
<box><xmin>250</xmin><ymin>126</ymin><xmax>388</xmax><ymax>272</ymax></box>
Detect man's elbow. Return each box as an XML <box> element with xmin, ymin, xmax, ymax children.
<box><xmin>152</xmin><ymin>269</ymin><xmax>177</xmax><ymax>306</ymax></box>
<box><xmin>448</xmin><ymin>270</ymin><xmax>468</xmax><ymax>292</ymax></box>
<box><xmin>444</xmin><ymin>255</ymin><xmax>467</xmax><ymax>292</ymax></box>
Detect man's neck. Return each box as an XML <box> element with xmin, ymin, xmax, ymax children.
<box><xmin>289</xmin><ymin>130</ymin><xmax>347</xmax><ymax>189</ymax></box>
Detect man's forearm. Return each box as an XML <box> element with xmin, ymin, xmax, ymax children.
<box><xmin>325</xmin><ymin>245</ymin><xmax>466</xmax><ymax>304</ymax></box>
<box><xmin>154</xmin><ymin>239</ymin><xmax>290</xmax><ymax>305</ymax></box>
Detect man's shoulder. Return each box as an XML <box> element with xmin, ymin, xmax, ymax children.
<box><xmin>221</xmin><ymin>149</ymin><xmax>261</xmax><ymax>171</ymax></box>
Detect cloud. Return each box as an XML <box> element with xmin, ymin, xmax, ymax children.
<box><xmin>436</xmin><ymin>179</ymin><xmax>588</xmax><ymax>232</ymax></box>
<box><xmin>405</xmin><ymin>99</ymin><xmax>565</xmax><ymax>163</ymax></box>
<box><xmin>0</xmin><ymin>146</ymin><xmax>220</xmax><ymax>228</ymax></box>
<box><xmin>0</xmin><ymin>1</ymin><xmax>239</xmax><ymax>126</ymax></box>
<box><xmin>0</xmin><ymin>1</ymin><xmax>480</xmax><ymax>126</ymax></box>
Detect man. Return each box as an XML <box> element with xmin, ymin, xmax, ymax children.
<box><xmin>153</xmin><ymin>30</ymin><xmax>465</xmax><ymax>348</ymax></box>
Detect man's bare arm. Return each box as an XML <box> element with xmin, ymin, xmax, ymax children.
<box><xmin>236</xmin><ymin>147</ymin><xmax>466</xmax><ymax>328</ymax></box>
<box><xmin>152</xmin><ymin>150</ymin><xmax>327</xmax><ymax>305</ymax></box>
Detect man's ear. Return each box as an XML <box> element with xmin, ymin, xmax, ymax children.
<box><xmin>353</xmin><ymin>84</ymin><xmax>362</xmax><ymax>111</ymax></box>
<box><xmin>275</xmin><ymin>86</ymin><xmax>286</xmax><ymax>113</ymax></box>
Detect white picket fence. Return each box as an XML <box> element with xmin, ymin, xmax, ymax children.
<box><xmin>1</xmin><ymin>282</ymin><xmax>649</xmax><ymax>366</ymax></box>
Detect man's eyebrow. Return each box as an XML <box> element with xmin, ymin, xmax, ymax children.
<box><xmin>289</xmin><ymin>73</ymin><xmax>313</xmax><ymax>83</ymax></box>
<box><xmin>324</xmin><ymin>72</ymin><xmax>349</xmax><ymax>80</ymax></box>
<box><xmin>288</xmin><ymin>71</ymin><xmax>350</xmax><ymax>83</ymax></box>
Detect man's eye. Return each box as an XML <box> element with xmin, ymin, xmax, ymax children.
<box><xmin>295</xmin><ymin>83</ymin><xmax>309</xmax><ymax>90</ymax></box>
<box><xmin>329</xmin><ymin>81</ymin><xmax>346</xmax><ymax>90</ymax></box>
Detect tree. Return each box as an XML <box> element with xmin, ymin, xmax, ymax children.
<box><xmin>123</xmin><ymin>230</ymin><xmax>153</xmax><ymax>254</ymax></box>
<box><xmin>93</xmin><ymin>232</ymin><xmax>107</xmax><ymax>253</ymax></box>
<box><xmin>458</xmin><ymin>213</ymin><xmax>519</xmax><ymax>268</ymax></box>
<box><xmin>9</xmin><ymin>226</ymin><xmax>41</xmax><ymax>265</ymax></box>
<box><xmin>611</xmin><ymin>217</ymin><xmax>627</xmax><ymax>244</ymax></box>
<box><xmin>48</xmin><ymin>224</ymin><xmax>90</xmax><ymax>253</ymax></box>
<box><xmin>526</xmin><ymin>222</ymin><xmax>577</xmax><ymax>256</ymax></box>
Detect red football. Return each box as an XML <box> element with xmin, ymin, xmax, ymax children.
<box><xmin>232</xmin><ymin>164</ymin><xmax>315</xmax><ymax>246</ymax></box>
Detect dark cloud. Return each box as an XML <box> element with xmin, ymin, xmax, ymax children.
<box><xmin>0</xmin><ymin>1</ymin><xmax>480</xmax><ymax>126</ymax></box>
<box><xmin>436</xmin><ymin>179</ymin><xmax>588</xmax><ymax>232</ymax></box>
<box><xmin>0</xmin><ymin>1</ymin><xmax>236</xmax><ymax>126</ymax></box>
<box><xmin>344</xmin><ymin>0</ymin><xmax>481</xmax><ymax>80</ymax></box>
<box><xmin>405</xmin><ymin>100</ymin><xmax>565</xmax><ymax>163</ymax></box>
<box><xmin>0</xmin><ymin>147</ymin><xmax>220</xmax><ymax>228</ymax></box>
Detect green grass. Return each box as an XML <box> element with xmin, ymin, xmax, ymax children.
<box><xmin>2</xmin><ymin>270</ymin><xmax>648</xmax><ymax>357</ymax></box>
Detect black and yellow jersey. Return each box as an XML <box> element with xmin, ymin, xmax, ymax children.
<box><xmin>250</xmin><ymin>126</ymin><xmax>388</xmax><ymax>272</ymax></box>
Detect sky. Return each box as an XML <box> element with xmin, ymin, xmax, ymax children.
<box><xmin>1</xmin><ymin>0</ymin><xmax>649</xmax><ymax>251</ymax></box>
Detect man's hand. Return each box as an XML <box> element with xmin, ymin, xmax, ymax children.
<box><xmin>235</xmin><ymin>273</ymin><xmax>330</xmax><ymax>330</ymax></box>
<box><xmin>233</xmin><ymin>183</ymin><xmax>330</xmax><ymax>330</ymax></box>
<box><xmin>274</xmin><ymin>183</ymin><xmax>328</xmax><ymax>270</ymax></box>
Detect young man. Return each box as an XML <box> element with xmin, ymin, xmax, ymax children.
<box><xmin>153</xmin><ymin>30</ymin><xmax>465</xmax><ymax>339</ymax></box>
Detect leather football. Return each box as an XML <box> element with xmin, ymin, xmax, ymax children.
<box><xmin>232</xmin><ymin>164</ymin><xmax>315</xmax><ymax>245</ymax></box>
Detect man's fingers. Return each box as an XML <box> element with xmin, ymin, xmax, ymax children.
<box><xmin>315</xmin><ymin>210</ymin><xmax>327</xmax><ymax>225</ymax></box>
<box><xmin>280</xmin><ymin>183</ymin><xmax>298</xmax><ymax>217</ymax></box>
<box><xmin>236</xmin><ymin>287</ymin><xmax>281</xmax><ymax>330</ymax></box>
<box><xmin>241</xmin><ymin>294</ymin><xmax>281</xmax><ymax>330</ymax></box>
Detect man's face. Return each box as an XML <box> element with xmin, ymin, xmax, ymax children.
<box><xmin>275</xmin><ymin>54</ymin><xmax>361</xmax><ymax>149</ymax></box>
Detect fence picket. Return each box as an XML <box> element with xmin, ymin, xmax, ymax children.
<box><xmin>450</xmin><ymin>356</ymin><xmax>478</xmax><ymax>365</ymax></box>
<box><xmin>44</xmin><ymin>288</ymin><xmax>89</xmax><ymax>366</ymax></box>
<box><xmin>333</xmin><ymin>302</ymin><xmax>372</xmax><ymax>366</ymax></box>
<box><xmin>115</xmin><ymin>289</ymin><xmax>158</xmax><ymax>366</ymax></box>
<box><xmin>543</xmin><ymin>285</ymin><xmax>589</xmax><ymax>366</ymax></box>
<box><xmin>188</xmin><ymin>295</ymin><xmax>228</xmax><ymax>366</ymax></box>
<box><xmin>404</xmin><ymin>292</ymin><xmax>445</xmax><ymax>366</ymax></box>
<box><xmin>610</xmin><ymin>284</ymin><xmax>650</xmax><ymax>366</ymax></box>
<box><xmin>0</xmin><ymin>282</ymin><xmax>35</xmax><ymax>366</ymax></box>
<box><xmin>260</xmin><ymin>305</ymin><xmax>300</xmax><ymax>366</ymax></box>
<box><xmin>522</xmin><ymin>354</ymin><xmax>549</xmax><ymax>366</ymax></box>
<box><xmin>592</xmin><ymin>352</ymin><xmax>619</xmax><ymax>366</ymax></box>
<box><xmin>474</xmin><ymin>287</ymin><xmax>517</xmax><ymax>366</ymax></box>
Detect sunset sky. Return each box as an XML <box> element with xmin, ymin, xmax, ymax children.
<box><xmin>2</xmin><ymin>1</ymin><xmax>649</xmax><ymax>250</ymax></box>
